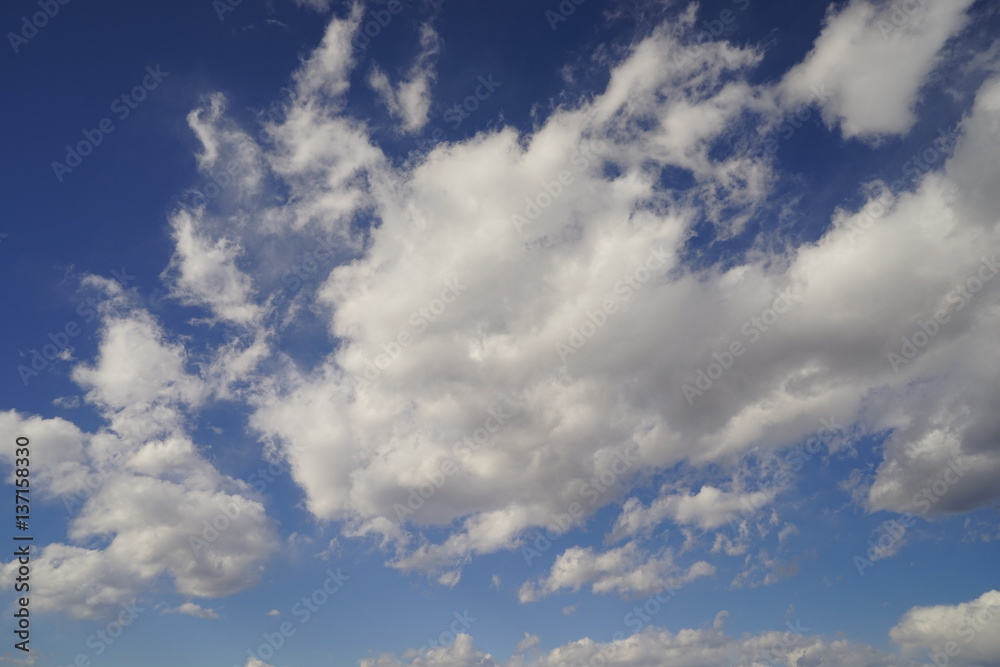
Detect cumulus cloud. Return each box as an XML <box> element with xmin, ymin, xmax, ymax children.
<box><xmin>609</xmin><ymin>485</ymin><xmax>779</xmax><ymax>541</ymax></box>
<box><xmin>71</xmin><ymin>285</ymin><xmax>207</xmax><ymax>412</ymax></box>
<box><xmin>162</xmin><ymin>209</ymin><xmax>263</xmax><ymax>326</ymax></box>
<box><xmin>0</xmin><ymin>419</ymin><xmax>277</xmax><ymax>618</ymax></box>
<box><xmin>779</xmin><ymin>0</ymin><xmax>974</xmax><ymax>138</ymax></box>
<box><xmin>247</xmin><ymin>11</ymin><xmax>788</xmax><ymax>581</ymax></box>
<box><xmin>166</xmin><ymin>3</ymin><xmax>1000</xmax><ymax>588</ymax></box>
<box><xmin>170</xmin><ymin>602</ymin><xmax>220</xmax><ymax>618</ymax></box>
<box><xmin>518</xmin><ymin>542</ymin><xmax>714</xmax><ymax>602</ymax></box>
<box><xmin>891</xmin><ymin>589</ymin><xmax>1000</xmax><ymax>665</ymax></box>
<box><xmin>514</xmin><ymin>632</ymin><xmax>540</xmax><ymax>654</ymax></box>
<box><xmin>7</xmin><ymin>0</ymin><xmax>1000</xmax><ymax>620</ymax></box>
<box><xmin>1</xmin><ymin>287</ymin><xmax>277</xmax><ymax>619</ymax></box>
<box><xmin>0</xmin><ymin>410</ymin><xmax>90</xmax><ymax>500</ymax></box>
<box><xmin>371</xmin><ymin>622</ymin><xmax>911</xmax><ymax>666</ymax></box>
<box><xmin>358</xmin><ymin>633</ymin><xmax>498</xmax><ymax>667</ymax></box>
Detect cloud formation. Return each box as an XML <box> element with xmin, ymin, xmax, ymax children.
<box><xmin>780</xmin><ymin>0</ymin><xmax>974</xmax><ymax>138</ymax></box>
<box><xmin>4</xmin><ymin>0</ymin><xmax>997</xmax><ymax>638</ymax></box>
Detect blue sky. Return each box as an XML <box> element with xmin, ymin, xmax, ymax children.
<box><xmin>2</xmin><ymin>0</ymin><xmax>1000</xmax><ymax>665</ymax></box>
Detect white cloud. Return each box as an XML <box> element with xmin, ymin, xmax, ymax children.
<box><xmin>372</xmin><ymin>623</ymin><xmax>910</xmax><ymax>666</ymax></box>
<box><xmin>867</xmin><ymin>519</ymin><xmax>909</xmax><ymax>561</ymax></box>
<box><xmin>1</xmin><ymin>429</ymin><xmax>278</xmax><ymax>619</ymax></box>
<box><xmin>186</xmin><ymin>92</ymin><xmax>264</xmax><ymax>195</ymax></box>
<box><xmin>514</xmin><ymin>632</ymin><xmax>540</xmax><ymax>654</ymax></box>
<box><xmin>609</xmin><ymin>485</ymin><xmax>779</xmax><ymax>540</ymax></box>
<box><xmin>729</xmin><ymin>549</ymin><xmax>798</xmax><ymax>590</ymax></box>
<box><xmin>12</xmin><ymin>4</ymin><xmax>1000</xmax><ymax>620</ymax></box>
<box><xmin>170</xmin><ymin>602</ymin><xmax>220</xmax><ymax>618</ymax></box>
<box><xmin>190</xmin><ymin>6</ymin><xmax>1000</xmax><ymax>586</ymax></box>
<box><xmin>369</xmin><ymin>23</ymin><xmax>441</xmax><ymax>134</ymax></box>
<box><xmin>0</xmin><ymin>410</ymin><xmax>90</xmax><ymax>500</ymax></box>
<box><xmin>247</xmin><ymin>13</ymin><xmax>788</xmax><ymax>580</ymax></box>
<box><xmin>71</xmin><ymin>285</ymin><xmax>206</xmax><ymax>412</ymax></box>
<box><xmin>2</xmin><ymin>291</ymin><xmax>277</xmax><ymax>619</ymax></box>
<box><xmin>292</xmin><ymin>3</ymin><xmax>362</xmax><ymax>102</ymax></box>
<box><xmin>518</xmin><ymin>542</ymin><xmax>714</xmax><ymax>602</ymax></box>
<box><xmin>946</xmin><ymin>75</ymin><xmax>1000</xmax><ymax>228</ymax></box>
<box><xmin>162</xmin><ymin>209</ymin><xmax>263</xmax><ymax>326</ymax></box>
<box><xmin>358</xmin><ymin>633</ymin><xmax>498</xmax><ymax>667</ymax></box>
<box><xmin>890</xmin><ymin>590</ymin><xmax>1000</xmax><ymax>665</ymax></box>
<box><xmin>779</xmin><ymin>0</ymin><xmax>974</xmax><ymax>138</ymax></box>
<box><xmin>290</xmin><ymin>0</ymin><xmax>332</xmax><ymax>11</ymax></box>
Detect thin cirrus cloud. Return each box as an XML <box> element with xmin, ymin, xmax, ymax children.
<box><xmin>369</xmin><ymin>22</ymin><xmax>442</xmax><ymax>134</ymax></box>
